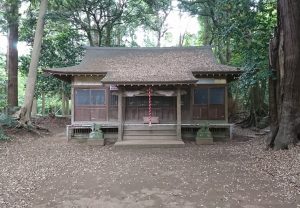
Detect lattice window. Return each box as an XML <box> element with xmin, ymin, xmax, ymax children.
<box><xmin>193</xmin><ymin>86</ymin><xmax>225</xmax><ymax>120</ymax></box>
<box><xmin>75</xmin><ymin>89</ymin><xmax>105</xmax><ymax>106</ymax></box>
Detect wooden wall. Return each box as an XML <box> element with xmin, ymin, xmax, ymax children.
<box><xmin>71</xmin><ymin>77</ymin><xmax>228</xmax><ymax>124</ymax></box>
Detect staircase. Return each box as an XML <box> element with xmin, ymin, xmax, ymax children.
<box><xmin>115</xmin><ymin>124</ymin><xmax>185</xmax><ymax>148</ymax></box>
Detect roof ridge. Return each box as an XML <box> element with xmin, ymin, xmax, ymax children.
<box><xmin>84</xmin><ymin>46</ymin><xmax>213</xmax><ymax>50</ymax></box>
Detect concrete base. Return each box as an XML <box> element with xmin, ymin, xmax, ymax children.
<box><xmin>87</xmin><ymin>139</ymin><xmax>105</xmax><ymax>146</ymax></box>
<box><xmin>114</xmin><ymin>139</ymin><xmax>185</xmax><ymax>148</ymax></box>
<box><xmin>196</xmin><ymin>138</ymin><xmax>214</xmax><ymax>145</ymax></box>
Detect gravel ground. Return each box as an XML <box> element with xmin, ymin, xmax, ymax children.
<box><xmin>0</xmin><ymin>126</ymin><xmax>299</xmax><ymax>208</ymax></box>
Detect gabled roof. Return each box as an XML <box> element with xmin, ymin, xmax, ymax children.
<box><xmin>44</xmin><ymin>46</ymin><xmax>240</xmax><ymax>84</ymax></box>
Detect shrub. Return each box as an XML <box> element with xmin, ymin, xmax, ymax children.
<box><xmin>0</xmin><ymin>113</ymin><xmax>17</xmax><ymax>141</ymax></box>
<box><xmin>0</xmin><ymin>113</ymin><xmax>17</xmax><ymax>128</ymax></box>
<box><xmin>0</xmin><ymin>127</ymin><xmax>9</xmax><ymax>141</ymax></box>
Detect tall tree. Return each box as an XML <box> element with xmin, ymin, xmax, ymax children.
<box><xmin>17</xmin><ymin>0</ymin><xmax>48</xmax><ymax>125</ymax></box>
<box><xmin>4</xmin><ymin>0</ymin><xmax>20</xmax><ymax>108</ymax></box>
<box><xmin>55</xmin><ymin>0</ymin><xmax>128</xmax><ymax>47</ymax></box>
<box><xmin>142</xmin><ymin>0</ymin><xmax>172</xmax><ymax>47</ymax></box>
<box><xmin>180</xmin><ymin>0</ymin><xmax>276</xmax><ymax>128</ymax></box>
<box><xmin>19</xmin><ymin>11</ymin><xmax>84</xmax><ymax>116</ymax></box>
<box><xmin>0</xmin><ymin>55</ymin><xmax>7</xmax><ymax>110</ymax></box>
<box><xmin>268</xmin><ymin>0</ymin><xmax>300</xmax><ymax>149</ymax></box>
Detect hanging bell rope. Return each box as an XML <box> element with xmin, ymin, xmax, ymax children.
<box><xmin>148</xmin><ymin>86</ymin><xmax>152</xmax><ymax>126</ymax></box>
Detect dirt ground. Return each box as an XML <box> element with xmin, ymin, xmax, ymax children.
<box><xmin>0</xmin><ymin>119</ymin><xmax>299</xmax><ymax>208</ymax></box>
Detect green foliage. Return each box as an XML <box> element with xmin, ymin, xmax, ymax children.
<box><xmin>182</xmin><ymin>33</ymin><xmax>200</xmax><ymax>46</ymax></box>
<box><xmin>0</xmin><ymin>0</ymin><xmax>20</xmax><ymax>33</ymax></box>
<box><xmin>38</xmin><ymin>93</ymin><xmax>66</xmax><ymax>115</ymax></box>
<box><xmin>163</xmin><ymin>32</ymin><xmax>173</xmax><ymax>45</ymax></box>
<box><xmin>0</xmin><ymin>113</ymin><xmax>17</xmax><ymax>128</ymax></box>
<box><xmin>0</xmin><ymin>128</ymin><xmax>9</xmax><ymax>141</ymax></box>
<box><xmin>17</xmin><ymin>3</ymin><xmax>84</xmax><ymax>115</ymax></box>
<box><xmin>19</xmin><ymin>5</ymin><xmax>84</xmax><ymax>99</ymax></box>
<box><xmin>143</xmin><ymin>33</ymin><xmax>157</xmax><ymax>47</ymax></box>
<box><xmin>0</xmin><ymin>113</ymin><xmax>18</xmax><ymax>141</ymax></box>
<box><xmin>142</xmin><ymin>0</ymin><xmax>172</xmax><ymax>28</ymax></box>
<box><xmin>181</xmin><ymin>0</ymin><xmax>277</xmax><ymax>124</ymax></box>
<box><xmin>141</xmin><ymin>0</ymin><xmax>172</xmax><ymax>46</ymax></box>
<box><xmin>49</xmin><ymin>0</ymin><xmax>130</xmax><ymax>46</ymax></box>
<box><xmin>17</xmin><ymin>72</ymin><xmax>26</xmax><ymax>106</ymax></box>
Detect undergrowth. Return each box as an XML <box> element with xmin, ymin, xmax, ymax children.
<box><xmin>0</xmin><ymin>113</ymin><xmax>17</xmax><ymax>141</ymax></box>
<box><xmin>0</xmin><ymin>127</ymin><xmax>9</xmax><ymax>141</ymax></box>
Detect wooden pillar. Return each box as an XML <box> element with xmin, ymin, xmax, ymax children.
<box><xmin>71</xmin><ymin>86</ymin><xmax>75</xmax><ymax>124</ymax></box>
<box><xmin>118</xmin><ymin>89</ymin><xmax>123</xmax><ymax>141</ymax></box>
<box><xmin>190</xmin><ymin>86</ymin><xmax>194</xmax><ymax>121</ymax></box>
<box><xmin>62</xmin><ymin>88</ymin><xmax>66</xmax><ymax>116</ymax></box>
<box><xmin>105</xmin><ymin>86</ymin><xmax>109</xmax><ymax>121</ymax></box>
<box><xmin>176</xmin><ymin>87</ymin><xmax>182</xmax><ymax>140</ymax></box>
<box><xmin>225</xmin><ymin>85</ymin><xmax>228</xmax><ymax>122</ymax></box>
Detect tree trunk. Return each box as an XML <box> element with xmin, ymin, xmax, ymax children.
<box><xmin>202</xmin><ymin>16</ymin><xmax>212</xmax><ymax>45</ymax></box>
<box><xmin>226</xmin><ymin>38</ymin><xmax>231</xmax><ymax>63</ymax></box>
<box><xmin>105</xmin><ymin>24</ymin><xmax>112</xmax><ymax>46</ymax></box>
<box><xmin>87</xmin><ymin>30</ymin><xmax>94</xmax><ymax>47</ymax></box>
<box><xmin>65</xmin><ymin>96</ymin><xmax>69</xmax><ymax>115</ymax></box>
<box><xmin>97</xmin><ymin>29</ymin><xmax>102</xmax><ymax>46</ymax></box>
<box><xmin>178</xmin><ymin>33</ymin><xmax>182</xmax><ymax>47</ymax></box>
<box><xmin>7</xmin><ymin>0</ymin><xmax>19</xmax><ymax>108</ymax></box>
<box><xmin>42</xmin><ymin>92</ymin><xmax>45</xmax><ymax>116</ymax></box>
<box><xmin>31</xmin><ymin>98</ymin><xmax>37</xmax><ymax>117</ymax></box>
<box><xmin>267</xmin><ymin>34</ymin><xmax>279</xmax><ymax>148</ymax></box>
<box><xmin>178</xmin><ymin>9</ymin><xmax>183</xmax><ymax>47</ymax></box>
<box><xmin>178</xmin><ymin>32</ymin><xmax>186</xmax><ymax>47</ymax></box>
<box><xmin>217</xmin><ymin>45</ymin><xmax>226</xmax><ymax>64</ymax></box>
<box><xmin>17</xmin><ymin>0</ymin><xmax>48</xmax><ymax>125</ymax></box>
<box><xmin>116</xmin><ymin>26</ymin><xmax>121</xmax><ymax>46</ymax></box>
<box><xmin>157</xmin><ymin>31</ymin><xmax>161</xmax><ymax>47</ymax></box>
<box><xmin>268</xmin><ymin>0</ymin><xmax>300</xmax><ymax>149</ymax></box>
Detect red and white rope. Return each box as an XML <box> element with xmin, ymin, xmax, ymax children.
<box><xmin>148</xmin><ymin>87</ymin><xmax>152</xmax><ymax>126</ymax></box>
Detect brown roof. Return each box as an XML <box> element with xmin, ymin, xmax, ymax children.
<box><xmin>44</xmin><ymin>46</ymin><xmax>240</xmax><ymax>84</ymax></box>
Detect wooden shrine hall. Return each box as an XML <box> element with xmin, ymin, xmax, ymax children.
<box><xmin>44</xmin><ymin>46</ymin><xmax>240</xmax><ymax>147</ymax></box>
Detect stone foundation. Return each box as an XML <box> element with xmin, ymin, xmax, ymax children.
<box><xmin>196</xmin><ymin>137</ymin><xmax>214</xmax><ymax>145</ymax></box>
<box><xmin>87</xmin><ymin>139</ymin><xmax>105</xmax><ymax>146</ymax></box>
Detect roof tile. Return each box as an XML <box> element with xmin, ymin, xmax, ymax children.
<box><xmin>44</xmin><ymin>46</ymin><xmax>239</xmax><ymax>84</ymax></box>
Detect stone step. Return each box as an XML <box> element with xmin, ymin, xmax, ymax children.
<box><xmin>123</xmin><ymin>135</ymin><xmax>177</xmax><ymax>140</ymax></box>
<box><xmin>123</xmin><ymin>124</ymin><xmax>176</xmax><ymax>131</ymax></box>
<box><xmin>123</xmin><ymin>130</ymin><xmax>177</xmax><ymax>136</ymax></box>
<box><xmin>114</xmin><ymin>139</ymin><xmax>185</xmax><ymax>148</ymax></box>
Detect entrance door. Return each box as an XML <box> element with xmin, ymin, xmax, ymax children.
<box><xmin>125</xmin><ymin>96</ymin><xmax>176</xmax><ymax>123</ymax></box>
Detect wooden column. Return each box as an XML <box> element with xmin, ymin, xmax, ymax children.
<box><xmin>190</xmin><ymin>86</ymin><xmax>194</xmax><ymax>121</ymax></box>
<box><xmin>62</xmin><ymin>86</ymin><xmax>66</xmax><ymax>116</ymax></box>
<box><xmin>225</xmin><ymin>85</ymin><xmax>229</xmax><ymax>122</ymax></box>
<box><xmin>71</xmin><ymin>86</ymin><xmax>75</xmax><ymax>124</ymax></box>
<box><xmin>176</xmin><ymin>87</ymin><xmax>182</xmax><ymax>140</ymax></box>
<box><xmin>118</xmin><ymin>89</ymin><xmax>123</xmax><ymax>141</ymax></box>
